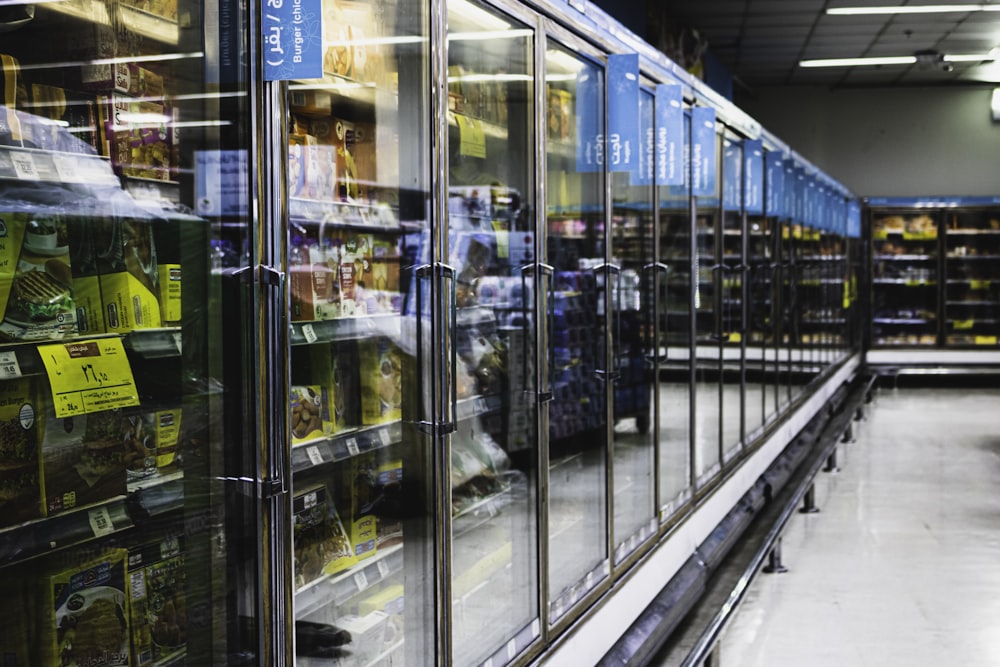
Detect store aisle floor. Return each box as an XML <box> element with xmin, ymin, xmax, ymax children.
<box><xmin>711</xmin><ymin>387</ymin><xmax>1000</xmax><ymax>667</ymax></box>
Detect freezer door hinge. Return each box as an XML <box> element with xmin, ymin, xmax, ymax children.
<box><xmin>255</xmin><ymin>264</ymin><xmax>284</xmax><ymax>287</ymax></box>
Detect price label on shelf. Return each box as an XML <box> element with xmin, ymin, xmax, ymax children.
<box><xmin>88</xmin><ymin>506</ymin><xmax>114</xmax><ymax>537</ymax></box>
<box><xmin>10</xmin><ymin>151</ymin><xmax>38</xmax><ymax>180</ymax></box>
<box><xmin>38</xmin><ymin>339</ymin><xmax>140</xmax><ymax>417</ymax></box>
<box><xmin>354</xmin><ymin>571</ymin><xmax>369</xmax><ymax>591</ymax></box>
<box><xmin>345</xmin><ymin>438</ymin><xmax>360</xmax><ymax>456</ymax></box>
<box><xmin>506</xmin><ymin>639</ymin><xmax>517</xmax><ymax>660</ymax></box>
<box><xmin>306</xmin><ymin>446</ymin><xmax>324</xmax><ymax>466</ymax></box>
<box><xmin>975</xmin><ymin>335</ymin><xmax>998</xmax><ymax>345</ymax></box>
<box><xmin>51</xmin><ymin>154</ymin><xmax>82</xmax><ymax>183</ymax></box>
<box><xmin>379</xmin><ymin>429</ymin><xmax>391</xmax><ymax>447</ymax></box>
<box><xmin>970</xmin><ymin>280</ymin><xmax>991</xmax><ymax>290</ymax></box>
<box><xmin>301</xmin><ymin>324</ymin><xmax>318</xmax><ymax>344</ymax></box>
<box><xmin>0</xmin><ymin>351</ymin><xmax>22</xmax><ymax>379</ymax></box>
<box><xmin>378</xmin><ymin>560</ymin><xmax>390</xmax><ymax>579</ymax></box>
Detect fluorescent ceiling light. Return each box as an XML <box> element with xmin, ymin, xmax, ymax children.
<box><xmin>800</xmin><ymin>56</ymin><xmax>917</xmax><ymax>67</ymax></box>
<box><xmin>801</xmin><ymin>52</ymin><xmax>996</xmax><ymax>67</ymax></box>
<box><xmin>828</xmin><ymin>4</ymin><xmax>1000</xmax><ymax>15</ymax></box>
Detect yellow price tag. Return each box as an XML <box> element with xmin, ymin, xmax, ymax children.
<box><xmin>975</xmin><ymin>336</ymin><xmax>998</xmax><ymax>345</ymax></box>
<box><xmin>39</xmin><ymin>338</ymin><xmax>140</xmax><ymax>417</ymax></box>
<box><xmin>455</xmin><ymin>113</ymin><xmax>486</xmax><ymax>159</ymax></box>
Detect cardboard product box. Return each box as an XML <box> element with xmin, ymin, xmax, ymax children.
<box><xmin>358</xmin><ymin>337</ymin><xmax>401</xmax><ymax>426</ymax></box>
<box><xmin>352</xmin><ymin>122</ymin><xmax>376</xmax><ymax>202</ymax></box>
<box><xmin>339</xmin><ymin>1</ymin><xmax>379</xmax><ymax>83</ymax></box>
<box><xmin>82</xmin><ymin>62</ymin><xmax>164</xmax><ymax>98</ymax></box>
<box><xmin>37</xmin><ymin>547</ymin><xmax>130</xmax><ymax>666</ymax></box>
<box><xmin>93</xmin><ymin>216</ymin><xmax>162</xmax><ymax>333</ymax></box>
<box><xmin>289</xmin><ymin>225</ymin><xmax>341</xmax><ymax>322</ymax></box>
<box><xmin>288</xmin><ymin>128</ymin><xmax>337</xmax><ymax>201</ymax></box>
<box><xmin>368</xmin><ymin>236</ymin><xmax>401</xmax><ymax>315</ymax></box>
<box><xmin>342</xmin><ymin>452</ymin><xmax>378</xmax><ymax>562</ymax></box>
<box><xmin>290</xmin><ymin>385</ymin><xmax>332</xmax><ymax>445</ymax></box>
<box><xmin>99</xmin><ymin>93</ymin><xmax>171</xmax><ymax>181</ymax></box>
<box><xmin>127</xmin><ymin>536</ymin><xmax>185</xmax><ymax>666</ymax></box>
<box><xmin>67</xmin><ymin>217</ymin><xmax>106</xmax><ymax>335</ymax></box>
<box><xmin>0</xmin><ymin>212</ymin><xmax>78</xmax><ymax>341</ymax></box>
<box><xmin>0</xmin><ymin>377</ymin><xmax>41</xmax><ymax>528</ymax></box>
<box><xmin>294</xmin><ymin>483</ymin><xmax>356</xmax><ymax>587</ymax></box>
<box><xmin>310</xmin><ymin>117</ymin><xmax>359</xmax><ymax>201</ymax></box>
<box><xmin>121</xmin><ymin>407</ymin><xmax>181</xmax><ymax>483</ymax></box>
<box><xmin>322</xmin><ymin>1</ymin><xmax>354</xmax><ymax>80</ymax></box>
<box><xmin>332</xmin><ymin>231</ymin><xmax>373</xmax><ymax>317</ymax></box>
<box><xmin>374</xmin><ymin>457</ymin><xmax>403</xmax><ymax>549</ymax></box>
<box><xmin>39</xmin><ymin>404</ymin><xmax>126</xmax><ymax>517</ymax></box>
<box><xmin>151</xmin><ymin>215</ymin><xmax>182</xmax><ymax>327</ymax></box>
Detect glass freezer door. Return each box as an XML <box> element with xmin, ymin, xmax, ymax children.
<box><xmin>720</xmin><ymin>134</ymin><xmax>743</xmax><ymax>464</ymax></box>
<box><xmin>544</xmin><ymin>41</ymin><xmax>609</xmax><ymax>623</ymax></box>
<box><xmin>446</xmin><ymin>2</ymin><xmax>540</xmax><ymax>664</ymax></box>
<box><xmin>282</xmin><ymin>1</ymin><xmax>436</xmax><ymax>665</ymax></box>
<box><xmin>610</xmin><ymin>87</ymin><xmax>656</xmax><ymax>565</ymax></box>
<box><xmin>0</xmin><ymin>0</ymin><xmax>257</xmax><ymax>662</ymax></box>
<box><xmin>657</xmin><ymin>114</ymin><xmax>693</xmax><ymax>520</ymax></box>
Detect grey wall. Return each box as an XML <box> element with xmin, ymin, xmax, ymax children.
<box><xmin>738</xmin><ymin>86</ymin><xmax>1000</xmax><ymax>198</ymax></box>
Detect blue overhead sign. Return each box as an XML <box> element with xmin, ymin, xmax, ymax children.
<box><xmin>608</xmin><ymin>53</ymin><xmax>640</xmax><ymax>175</ymax></box>
<box><xmin>263</xmin><ymin>0</ymin><xmax>323</xmax><ymax>80</ymax></box>
<box><xmin>655</xmin><ymin>83</ymin><xmax>684</xmax><ymax>186</ymax></box>
<box><xmin>635</xmin><ymin>89</ymin><xmax>654</xmax><ymax>186</ymax></box>
<box><xmin>744</xmin><ymin>140</ymin><xmax>763</xmax><ymax>215</ymax></box>
<box><xmin>691</xmin><ymin>107</ymin><xmax>716</xmax><ymax>197</ymax></box>
<box><xmin>722</xmin><ymin>138</ymin><xmax>742</xmax><ymax>212</ymax></box>
<box><xmin>576</xmin><ymin>66</ymin><xmax>603</xmax><ymax>173</ymax></box>
<box><xmin>765</xmin><ymin>151</ymin><xmax>784</xmax><ymax>218</ymax></box>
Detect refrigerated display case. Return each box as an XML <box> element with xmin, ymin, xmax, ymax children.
<box><xmin>0</xmin><ymin>0</ymin><xmax>261</xmax><ymax>662</ymax></box>
<box><xmin>870</xmin><ymin>208</ymin><xmax>940</xmax><ymax>347</ymax></box>
<box><xmin>719</xmin><ymin>132</ymin><xmax>743</xmax><ymax>464</ymax></box>
<box><xmin>543</xmin><ymin>33</ymin><xmax>610</xmax><ymax>626</ymax></box>
<box><xmin>943</xmin><ymin>207</ymin><xmax>1000</xmax><ymax>347</ymax></box>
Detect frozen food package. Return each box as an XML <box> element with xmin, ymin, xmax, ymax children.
<box><xmin>0</xmin><ymin>376</ymin><xmax>41</xmax><ymax>527</ymax></box>
<box><xmin>290</xmin><ymin>385</ymin><xmax>332</xmax><ymax>445</ymax></box>
<box><xmin>39</xmin><ymin>403</ymin><xmax>126</xmax><ymax>517</ymax></box>
<box><xmin>294</xmin><ymin>483</ymin><xmax>355</xmax><ymax>587</ymax></box>
<box><xmin>0</xmin><ymin>211</ymin><xmax>78</xmax><ymax>340</ymax></box>
<box><xmin>93</xmin><ymin>216</ymin><xmax>162</xmax><ymax>333</ymax></box>
<box><xmin>37</xmin><ymin>547</ymin><xmax>130</xmax><ymax>666</ymax></box>
<box><xmin>358</xmin><ymin>337</ymin><xmax>401</xmax><ymax>425</ymax></box>
<box><xmin>127</xmin><ymin>535</ymin><xmax>186</xmax><ymax>666</ymax></box>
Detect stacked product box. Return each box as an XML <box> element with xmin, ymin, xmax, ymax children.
<box><xmin>127</xmin><ymin>535</ymin><xmax>186</xmax><ymax>666</ymax></box>
<box><xmin>36</xmin><ymin>547</ymin><xmax>131</xmax><ymax>666</ymax></box>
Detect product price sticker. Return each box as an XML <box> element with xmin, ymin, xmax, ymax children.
<box><xmin>10</xmin><ymin>151</ymin><xmax>38</xmax><ymax>180</ymax></box>
<box><xmin>377</xmin><ymin>560</ymin><xmax>390</xmax><ymax>579</ymax></box>
<box><xmin>39</xmin><ymin>338</ymin><xmax>140</xmax><ymax>418</ymax></box>
<box><xmin>0</xmin><ymin>351</ymin><xmax>22</xmax><ymax>379</ymax></box>
<box><xmin>306</xmin><ymin>445</ymin><xmax>324</xmax><ymax>466</ymax></box>
<box><xmin>379</xmin><ymin>429</ymin><xmax>391</xmax><ymax>447</ymax></box>
<box><xmin>302</xmin><ymin>323</ymin><xmax>318</xmax><ymax>344</ymax></box>
<box><xmin>354</xmin><ymin>570</ymin><xmax>369</xmax><ymax>591</ymax></box>
<box><xmin>51</xmin><ymin>154</ymin><xmax>81</xmax><ymax>183</ymax></box>
<box><xmin>345</xmin><ymin>438</ymin><xmax>360</xmax><ymax>456</ymax></box>
<box><xmin>88</xmin><ymin>505</ymin><xmax>115</xmax><ymax>537</ymax></box>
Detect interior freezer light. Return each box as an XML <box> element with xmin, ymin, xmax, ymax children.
<box><xmin>448</xmin><ymin>28</ymin><xmax>533</xmax><ymax>42</ymax></box>
<box><xmin>799</xmin><ymin>56</ymin><xmax>917</xmax><ymax>67</ymax></box>
<box><xmin>17</xmin><ymin>51</ymin><xmax>204</xmax><ymax>72</ymax></box>
<box><xmin>447</xmin><ymin>73</ymin><xmax>532</xmax><ymax>83</ymax></box>
<box><xmin>991</xmin><ymin>88</ymin><xmax>1000</xmax><ymax>120</ymax></box>
<box><xmin>827</xmin><ymin>4</ymin><xmax>1000</xmax><ymax>15</ymax></box>
<box><xmin>449</xmin><ymin>0</ymin><xmax>511</xmax><ymax>31</ymax></box>
<box><xmin>323</xmin><ymin>35</ymin><xmax>426</xmax><ymax>48</ymax></box>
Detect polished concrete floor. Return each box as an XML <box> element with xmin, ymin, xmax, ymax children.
<box><xmin>712</xmin><ymin>387</ymin><xmax>1000</xmax><ymax>667</ymax></box>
